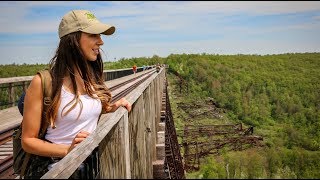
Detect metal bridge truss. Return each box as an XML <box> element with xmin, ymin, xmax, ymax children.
<box><xmin>177</xmin><ymin>124</ymin><xmax>263</xmax><ymax>172</ymax></box>
<box><xmin>163</xmin><ymin>80</ymin><xmax>186</xmax><ymax>179</ymax></box>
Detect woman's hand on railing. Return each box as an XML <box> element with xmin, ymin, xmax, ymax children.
<box><xmin>68</xmin><ymin>130</ymin><xmax>90</xmax><ymax>153</ymax></box>
<box><xmin>120</xmin><ymin>97</ymin><xmax>132</xmax><ymax>112</ymax></box>
<box><xmin>107</xmin><ymin>97</ymin><xmax>132</xmax><ymax>112</ymax></box>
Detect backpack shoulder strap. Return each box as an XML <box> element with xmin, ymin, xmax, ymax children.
<box><xmin>37</xmin><ymin>69</ymin><xmax>52</xmax><ymax>104</ymax></box>
<box><xmin>36</xmin><ymin>69</ymin><xmax>52</xmax><ymax>136</ymax></box>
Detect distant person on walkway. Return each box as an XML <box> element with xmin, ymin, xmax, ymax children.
<box><xmin>133</xmin><ymin>64</ymin><xmax>137</xmax><ymax>74</ymax></box>
<box><xmin>156</xmin><ymin>63</ymin><xmax>161</xmax><ymax>73</ymax></box>
<box><xmin>21</xmin><ymin>10</ymin><xmax>131</xmax><ymax>178</ymax></box>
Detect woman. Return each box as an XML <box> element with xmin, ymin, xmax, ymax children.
<box><xmin>21</xmin><ymin>10</ymin><xmax>131</xmax><ymax>178</ymax></box>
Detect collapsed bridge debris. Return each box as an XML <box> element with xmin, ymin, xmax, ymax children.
<box><xmin>176</xmin><ymin>123</ymin><xmax>263</xmax><ymax>172</ymax></box>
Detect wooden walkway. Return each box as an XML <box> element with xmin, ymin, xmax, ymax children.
<box><xmin>0</xmin><ymin>107</ymin><xmax>21</xmax><ymax>133</ymax></box>
<box><xmin>0</xmin><ymin>69</ymin><xmax>152</xmax><ymax>133</ymax></box>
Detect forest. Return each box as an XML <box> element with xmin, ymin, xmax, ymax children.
<box><xmin>163</xmin><ymin>53</ymin><xmax>320</xmax><ymax>178</ymax></box>
<box><xmin>0</xmin><ymin>53</ymin><xmax>319</xmax><ymax>178</ymax></box>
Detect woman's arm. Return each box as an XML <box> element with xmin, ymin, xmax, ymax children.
<box><xmin>21</xmin><ymin>74</ymin><xmax>70</xmax><ymax>158</ymax></box>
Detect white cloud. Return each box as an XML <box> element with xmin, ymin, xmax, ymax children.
<box><xmin>313</xmin><ymin>15</ymin><xmax>320</xmax><ymax>20</ymax></box>
<box><xmin>2</xmin><ymin>1</ymin><xmax>320</xmax><ymax>34</ymax></box>
<box><xmin>0</xmin><ymin>1</ymin><xmax>320</xmax><ymax>65</ymax></box>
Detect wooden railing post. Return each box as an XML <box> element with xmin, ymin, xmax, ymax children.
<box><xmin>22</xmin><ymin>81</ymin><xmax>28</xmax><ymax>92</ymax></box>
<box><xmin>8</xmin><ymin>83</ymin><xmax>14</xmax><ymax>107</ymax></box>
<box><xmin>123</xmin><ymin>111</ymin><xmax>131</xmax><ymax>179</ymax></box>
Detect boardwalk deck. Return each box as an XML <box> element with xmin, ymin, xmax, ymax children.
<box><xmin>0</xmin><ymin>107</ymin><xmax>21</xmax><ymax>133</ymax></box>
<box><xmin>0</xmin><ymin>69</ymin><xmax>153</xmax><ymax>133</ymax></box>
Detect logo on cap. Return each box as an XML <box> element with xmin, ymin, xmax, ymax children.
<box><xmin>85</xmin><ymin>12</ymin><xmax>96</xmax><ymax>20</ymax></box>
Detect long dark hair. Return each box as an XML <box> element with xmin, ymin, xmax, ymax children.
<box><xmin>46</xmin><ymin>31</ymin><xmax>112</xmax><ymax>128</ymax></box>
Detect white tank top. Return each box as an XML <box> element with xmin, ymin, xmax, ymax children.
<box><xmin>45</xmin><ymin>86</ymin><xmax>102</xmax><ymax>145</ymax></box>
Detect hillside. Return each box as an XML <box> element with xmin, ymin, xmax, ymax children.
<box><xmin>165</xmin><ymin>53</ymin><xmax>320</xmax><ymax>178</ymax></box>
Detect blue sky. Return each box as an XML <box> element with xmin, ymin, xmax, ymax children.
<box><xmin>0</xmin><ymin>1</ymin><xmax>320</xmax><ymax>65</ymax></box>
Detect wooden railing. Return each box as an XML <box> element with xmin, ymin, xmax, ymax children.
<box><xmin>41</xmin><ymin>67</ymin><xmax>165</xmax><ymax>179</ymax></box>
<box><xmin>0</xmin><ymin>67</ymin><xmax>152</xmax><ymax>109</ymax></box>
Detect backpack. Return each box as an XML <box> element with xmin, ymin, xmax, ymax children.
<box><xmin>13</xmin><ymin>69</ymin><xmax>52</xmax><ymax>177</ymax></box>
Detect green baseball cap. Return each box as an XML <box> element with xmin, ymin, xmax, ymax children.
<box><xmin>58</xmin><ymin>10</ymin><xmax>115</xmax><ymax>38</ymax></box>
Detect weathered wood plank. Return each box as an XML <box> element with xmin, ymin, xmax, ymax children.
<box><xmin>0</xmin><ymin>107</ymin><xmax>22</xmax><ymax>132</ymax></box>
<box><xmin>0</xmin><ymin>76</ymin><xmax>33</xmax><ymax>84</ymax></box>
<box><xmin>123</xmin><ymin>112</ymin><xmax>131</xmax><ymax>179</ymax></box>
<box><xmin>105</xmin><ymin>69</ymin><xmax>154</xmax><ymax>88</ymax></box>
<box><xmin>158</xmin><ymin>122</ymin><xmax>165</xmax><ymax>132</ymax></box>
<box><xmin>99</xmin><ymin>116</ymin><xmax>126</xmax><ymax>178</ymax></box>
<box><xmin>129</xmin><ymin>95</ymin><xmax>147</xmax><ymax>178</ymax></box>
<box><xmin>143</xmin><ymin>83</ymin><xmax>155</xmax><ymax>177</ymax></box>
<box><xmin>148</xmin><ymin>79</ymin><xmax>157</xmax><ymax>162</ymax></box>
<box><xmin>155</xmin><ymin>144</ymin><xmax>165</xmax><ymax>160</ymax></box>
<box><xmin>157</xmin><ymin>131</ymin><xmax>165</xmax><ymax>144</ymax></box>
<box><xmin>152</xmin><ymin>159</ymin><xmax>166</xmax><ymax>179</ymax></box>
<box><xmin>0</xmin><ymin>69</ymin><xmax>134</xmax><ymax>84</ymax></box>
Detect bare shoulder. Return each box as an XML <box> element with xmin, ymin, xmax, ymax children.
<box><xmin>26</xmin><ymin>74</ymin><xmax>42</xmax><ymax>95</ymax></box>
<box><xmin>32</xmin><ymin>74</ymin><xmax>42</xmax><ymax>84</ymax></box>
